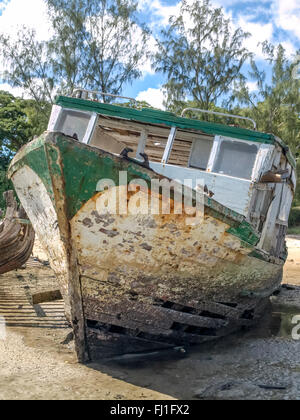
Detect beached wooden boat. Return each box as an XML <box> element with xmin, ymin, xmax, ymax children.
<box><xmin>0</xmin><ymin>191</ymin><xmax>35</xmax><ymax>275</ymax></box>
<box><xmin>8</xmin><ymin>89</ymin><xmax>296</xmax><ymax>361</ymax></box>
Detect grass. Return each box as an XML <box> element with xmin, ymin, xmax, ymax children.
<box><xmin>287</xmin><ymin>226</ymin><xmax>300</xmax><ymax>235</ymax></box>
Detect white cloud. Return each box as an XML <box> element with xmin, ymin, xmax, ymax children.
<box><xmin>0</xmin><ymin>0</ymin><xmax>52</xmax><ymax>41</ymax></box>
<box><xmin>139</xmin><ymin>0</ymin><xmax>234</xmax><ymax>33</ymax></box>
<box><xmin>0</xmin><ymin>83</ymin><xmax>31</xmax><ymax>98</ymax></box>
<box><xmin>136</xmin><ymin>87</ymin><xmax>166</xmax><ymax>109</ymax></box>
<box><xmin>246</xmin><ymin>81</ymin><xmax>258</xmax><ymax>92</ymax></box>
<box><xmin>139</xmin><ymin>0</ymin><xmax>181</xmax><ymax>26</ymax></box>
<box><xmin>0</xmin><ymin>0</ymin><xmax>52</xmax><ymax>96</ymax></box>
<box><xmin>132</xmin><ymin>26</ymin><xmax>158</xmax><ymax>76</ymax></box>
<box><xmin>274</xmin><ymin>0</ymin><xmax>300</xmax><ymax>40</ymax></box>
<box><xmin>237</xmin><ymin>17</ymin><xmax>273</xmax><ymax>58</ymax></box>
<box><xmin>139</xmin><ymin>0</ymin><xmax>274</xmax><ymax>60</ymax></box>
<box><xmin>281</xmin><ymin>41</ymin><xmax>296</xmax><ymax>58</ymax></box>
<box><xmin>139</xmin><ymin>0</ymin><xmax>298</xmax><ymax>60</ymax></box>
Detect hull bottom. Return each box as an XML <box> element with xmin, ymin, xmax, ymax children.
<box><xmin>83</xmin><ymin>293</ymin><xmax>273</xmax><ymax>360</ymax></box>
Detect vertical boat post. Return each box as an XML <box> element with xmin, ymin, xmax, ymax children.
<box><xmin>161</xmin><ymin>126</ymin><xmax>177</xmax><ymax>165</ymax></box>
<box><xmin>82</xmin><ymin>113</ymin><xmax>98</xmax><ymax>145</ymax></box>
<box><xmin>136</xmin><ymin>129</ymin><xmax>149</xmax><ymax>160</ymax></box>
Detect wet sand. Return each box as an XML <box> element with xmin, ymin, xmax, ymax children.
<box><xmin>283</xmin><ymin>236</ymin><xmax>300</xmax><ymax>286</ymax></box>
<box><xmin>0</xmin><ymin>237</ymin><xmax>299</xmax><ymax>400</ymax></box>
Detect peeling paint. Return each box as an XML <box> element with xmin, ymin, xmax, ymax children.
<box><xmin>8</xmin><ymin>132</ymin><xmax>288</xmax><ymax>361</ymax></box>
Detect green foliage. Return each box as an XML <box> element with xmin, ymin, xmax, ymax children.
<box><xmin>0</xmin><ymin>90</ymin><xmax>50</xmax><ymax>155</ymax></box>
<box><xmin>119</xmin><ymin>99</ymin><xmax>155</xmax><ymax>109</ymax></box>
<box><xmin>153</xmin><ymin>0</ymin><xmax>251</xmax><ymax>113</ymax></box>
<box><xmin>46</xmin><ymin>0</ymin><xmax>150</xmax><ymax>99</ymax></box>
<box><xmin>174</xmin><ymin>99</ymin><xmax>256</xmax><ymax>130</ymax></box>
<box><xmin>0</xmin><ymin>167</ymin><xmax>13</xmax><ymax>212</ymax></box>
<box><xmin>0</xmin><ymin>29</ymin><xmax>55</xmax><ymax>113</ymax></box>
<box><xmin>294</xmin><ymin>161</ymin><xmax>300</xmax><ymax>206</ymax></box>
<box><xmin>0</xmin><ymin>90</ymin><xmax>50</xmax><ymax>211</ymax></box>
<box><xmin>288</xmin><ymin>207</ymin><xmax>300</xmax><ymax>227</ymax></box>
<box><xmin>287</xmin><ymin>226</ymin><xmax>300</xmax><ymax>235</ymax></box>
<box><xmin>231</xmin><ymin>43</ymin><xmax>300</xmax><ymax>153</ymax></box>
<box><xmin>230</xmin><ymin>43</ymin><xmax>300</xmax><ymax>203</ymax></box>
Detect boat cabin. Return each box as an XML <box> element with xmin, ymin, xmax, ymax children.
<box><xmin>47</xmin><ymin>89</ymin><xmax>296</xmax><ymax>259</ymax></box>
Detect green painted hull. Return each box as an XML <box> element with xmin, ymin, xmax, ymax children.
<box><xmin>8</xmin><ymin>132</ymin><xmax>284</xmax><ymax>361</ymax></box>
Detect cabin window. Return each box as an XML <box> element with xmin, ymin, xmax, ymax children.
<box><xmin>55</xmin><ymin>109</ymin><xmax>91</xmax><ymax>142</ymax></box>
<box><xmin>189</xmin><ymin>137</ymin><xmax>213</xmax><ymax>170</ymax></box>
<box><xmin>212</xmin><ymin>139</ymin><xmax>258</xmax><ymax>179</ymax></box>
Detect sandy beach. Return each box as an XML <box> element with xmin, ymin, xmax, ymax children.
<box><xmin>0</xmin><ymin>237</ymin><xmax>299</xmax><ymax>400</ymax></box>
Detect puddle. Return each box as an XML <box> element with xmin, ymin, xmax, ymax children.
<box><xmin>268</xmin><ymin>304</ymin><xmax>300</xmax><ymax>338</ymax></box>
<box><xmin>256</xmin><ymin>299</ymin><xmax>300</xmax><ymax>340</ymax></box>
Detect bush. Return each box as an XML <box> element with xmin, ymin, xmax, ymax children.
<box><xmin>289</xmin><ymin>207</ymin><xmax>300</xmax><ymax>227</ymax></box>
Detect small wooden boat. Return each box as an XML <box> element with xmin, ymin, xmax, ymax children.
<box><xmin>0</xmin><ymin>191</ymin><xmax>35</xmax><ymax>275</ymax></box>
<box><xmin>8</xmin><ymin>89</ymin><xmax>296</xmax><ymax>362</ymax></box>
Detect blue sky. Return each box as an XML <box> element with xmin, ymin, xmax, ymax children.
<box><xmin>0</xmin><ymin>0</ymin><xmax>299</xmax><ymax>108</ymax></box>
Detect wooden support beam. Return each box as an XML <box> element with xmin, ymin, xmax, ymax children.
<box><xmin>136</xmin><ymin>129</ymin><xmax>148</xmax><ymax>160</ymax></box>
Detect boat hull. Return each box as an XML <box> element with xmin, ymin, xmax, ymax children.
<box><xmin>0</xmin><ymin>191</ymin><xmax>35</xmax><ymax>275</ymax></box>
<box><xmin>8</xmin><ymin>133</ymin><xmax>284</xmax><ymax>361</ymax></box>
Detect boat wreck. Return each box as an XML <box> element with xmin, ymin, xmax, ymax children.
<box><xmin>0</xmin><ymin>191</ymin><xmax>35</xmax><ymax>275</ymax></box>
<box><xmin>8</xmin><ymin>89</ymin><xmax>296</xmax><ymax>362</ymax></box>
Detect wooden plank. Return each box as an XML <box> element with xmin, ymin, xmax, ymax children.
<box><xmin>31</xmin><ymin>289</ymin><xmax>62</xmax><ymax>305</ymax></box>
<box><xmin>0</xmin><ymin>191</ymin><xmax>35</xmax><ymax>275</ymax></box>
<box><xmin>86</xmin><ymin>328</ymin><xmax>172</xmax><ymax>359</ymax></box>
<box><xmin>98</xmin><ymin>116</ymin><xmax>213</xmax><ymax>143</ymax></box>
<box><xmin>45</xmin><ymin>143</ymin><xmax>89</xmax><ymax>362</ymax></box>
<box><xmin>82</xmin><ymin>296</ymin><xmax>228</xmax><ymax>331</ymax></box>
<box><xmin>98</xmin><ymin>122</ymin><xmax>195</xmax><ymax>168</ymax></box>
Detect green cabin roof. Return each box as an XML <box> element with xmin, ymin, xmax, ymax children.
<box><xmin>55</xmin><ymin>95</ymin><xmax>296</xmax><ymax>169</ymax></box>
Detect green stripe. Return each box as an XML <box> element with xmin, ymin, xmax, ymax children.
<box><xmin>51</xmin><ymin>134</ymin><xmax>260</xmax><ymax>247</ymax></box>
<box><xmin>55</xmin><ymin>96</ymin><xmax>296</xmax><ymax>169</ymax></box>
<box><xmin>9</xmin><ymin>133</ymin><xmax>260</xmax><ymax>248</ymax></box>
<box><xmin>8</xmin><ymin>134</ymin><xmax>55</xmax><ymax>203</ymax></box>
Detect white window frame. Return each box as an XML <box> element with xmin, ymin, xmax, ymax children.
<box><xmin>83</xmin><ymin>113</ymin><xmax>98</xmax><ymax>144</ymax></box>
<box><xmin>188</xmin><ymin>136</ymin><xmax>214</xmax><ymax>171</ymax></box>
<box><xmin>47</xmin><ymin>105</ymin><xmax>98</xmax><ymax>144</ymax></box>
<box><xmin>161</xmin><ymin>126</ymin><xmax>177</xmax><ymax>165</ymax></box>
<box><xmin>207</xmin><ymin>135</ymin><xmax>263</xmax><ymax>181</ymax></box>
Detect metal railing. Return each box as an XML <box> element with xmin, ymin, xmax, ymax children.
<box><xmin>72</xmin><ymin>88</ymin><xmax>139</xmax><ymax>107</ymax></box>
<box><xmin>181</xmin><ymin>107</ymin><xmax>257</xmax><ymax>130</ymax></box>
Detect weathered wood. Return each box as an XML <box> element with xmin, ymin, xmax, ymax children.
<box><xmin>31</xmin><ymin>289</ymin><xmax>62</xmax><ymax>305</ymax></box>
<box><xmin>0</xmin><ymin>191</ymin><xmax>35</xmax><ymax>275</ymax></box>
<box><xmin>98</xmin><ymin>116</ymin><xmax>208</xmax><ymax>142</ymax></box>
<box><xmin>87</xmin><ymin>328</ymin><xmax>172</xmax><ymax>359</ymax></box>
<box><xmin>45</xmin><ymin>140</ymin><xmax>89</xmax><ymax>363</ymax></box>
<box><xmin>96</xmin><ymin>118</ymin><xmax>206</xmax><ymax>168</ymax></box>
<box><xmin>82</xmin><ymin>296</ymin><xmax>228</xmax><ymax>331</ymax></box>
